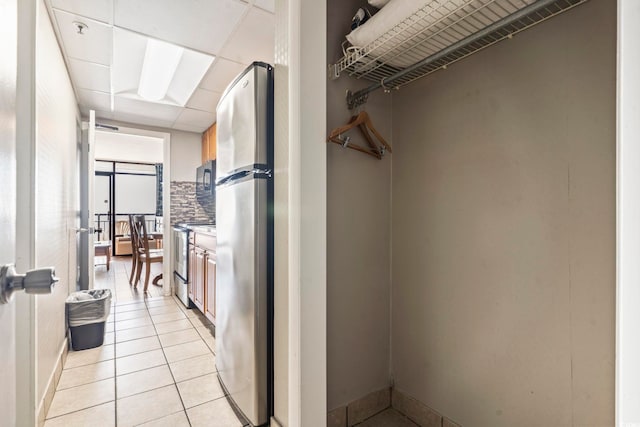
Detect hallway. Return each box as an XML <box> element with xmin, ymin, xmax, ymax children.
<box><xmin>43</xmin><ymin>258</ymin><xmax>246</xmax><ymax>426</ymax></box>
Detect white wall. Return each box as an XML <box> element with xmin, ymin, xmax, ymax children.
<box><xmin>390</xmin><ymin>1</ymin><xmax>616</xmax><ymax>426</ymax></box>
<box><xmin>95</xmin><ymin>119</ymin><xmax>201</xmax><ymax>182</ymax></box>
<box><xmin>168</xmin><ymin>129</ymin><xmax>202</xmax><ymax>182</ymax></box>
<box><xmin>35</xmin><ymin>0</ymin><xmax>80</xmax><ymax>416</ymax></box>
<box><xmin>95</xmin><ymin>131</ymin><xmax>163</xmax><ymax>163</ymax></box>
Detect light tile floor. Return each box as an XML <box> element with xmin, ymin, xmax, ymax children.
<box><xmin>45</xmin><ymin>257</ymin><xmax>247</xmax><ymax>427</ymax></box>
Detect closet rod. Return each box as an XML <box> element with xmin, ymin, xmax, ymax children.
<box><xmin>346</xmin><ymin>0</ymin><xmax>586</xmax><ymax>109</ymax></box>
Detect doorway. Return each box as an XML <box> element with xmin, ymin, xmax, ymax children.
<box><xmin>82</xmin><ymin>123</ymin><xmax>172</xmax><ymax>296</ymax></box>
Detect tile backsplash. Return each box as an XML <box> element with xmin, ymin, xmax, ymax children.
<box><xmin>170</xmin><ymin>181</ymin><xmax>215</xmax><ymax>225</ymax></box>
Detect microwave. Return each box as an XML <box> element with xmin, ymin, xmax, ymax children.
<box><xmin>196</xmin><ymin>160</ymin><xmax>216</xmax><ymax>199</ymax></box>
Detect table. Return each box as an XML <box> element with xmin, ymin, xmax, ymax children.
<box><xmin>94</xmin><ymin>241</ymin><xmax>111</xmax><ymax>271</ymax></box>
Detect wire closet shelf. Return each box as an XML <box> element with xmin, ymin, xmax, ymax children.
<box><xmin>330</xmin><ymin>0</ymin><xmax>589</xmax><ymax>109</ymax></box>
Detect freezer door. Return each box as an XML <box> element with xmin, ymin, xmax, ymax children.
<box><xmin>216</xmin><ymin>65</ymin><xmax>270</xmax><ymax>180</ymax></box>
<box><xmin>216</xmin><ymin>177</ymin><xmax>268</xmax><ymax>426</ymax></box>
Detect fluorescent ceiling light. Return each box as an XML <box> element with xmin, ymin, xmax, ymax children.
<box><xmin>138</xmin><ymin>38</ymin><xmax>184</xmax><ymax>101</ymax></box>
<box><xmin>113</xmin><ymin>29</ymin><xmax>215</xmax><ymax>107</ymax></box>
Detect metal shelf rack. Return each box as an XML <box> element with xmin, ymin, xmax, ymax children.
<box><xmin>330</xmin><ymin>0</ymin><xmax>589</xmax><ymax>109</ymax></box>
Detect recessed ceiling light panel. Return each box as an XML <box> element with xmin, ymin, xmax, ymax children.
<box><xmin>112</xmin><ymin>28</ymin><xmax>214</xmax><ymax>107</ymax></box>
<box><xmin>138</xmin><ymin>38</ymin><xmax>184</xmax><ymax>101</ymax></box>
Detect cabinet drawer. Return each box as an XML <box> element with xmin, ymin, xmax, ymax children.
<box><xmin>194</xmin><ymin>233</ymin><xmax>216</xmax><ymax>252</ymax></box>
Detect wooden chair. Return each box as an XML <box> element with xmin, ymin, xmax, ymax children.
<box><xmin>132</xmin><ymin>215</ymin><xmax>163</xmax><ymax>292</ymax></box>
<box><xmin>127</xmin><ymin>215</ymin><xmax>139</xmax><ymax>285</ymax></box>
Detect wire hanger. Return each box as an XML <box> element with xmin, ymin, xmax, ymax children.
<box><xmin>327</xmin><ymin>110</ymin><xmax>392</xmax><ymax>159</ymax></box>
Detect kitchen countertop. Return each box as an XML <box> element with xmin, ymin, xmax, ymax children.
<box><xmin>188</xmin><ymin>225</ymin><xmax>216</xmax><ymax>236</ymax></box>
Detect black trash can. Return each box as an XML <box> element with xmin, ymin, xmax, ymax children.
<box><xmin>66</xmin><ymin>289</ymin><xmax>112</xmax><ymax>351</ymax></box>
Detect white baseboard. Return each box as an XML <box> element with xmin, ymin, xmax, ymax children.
<box><xmin>37</xmin><ymin>338</ymin><xmax>68</xmax><ymax>426</ymax></box>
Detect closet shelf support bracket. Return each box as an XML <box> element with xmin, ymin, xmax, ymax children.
<box><xmin>346</xmin><ymin>90</ymin><xmax>369</xmax><ymax>110</ymax></box>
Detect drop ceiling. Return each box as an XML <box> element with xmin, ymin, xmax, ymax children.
<box><xmin>44</xmin><ymin>0</ymin><xmax>275</xmax><ymax>133</ymax></box>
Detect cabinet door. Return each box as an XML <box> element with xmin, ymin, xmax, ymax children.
<box><xmin>208</xmin><ymin>124</ymin><xmax>217</xmax><ymax>160</ymax></box>
<box><xmin>194</xmin><ymin>248</ymin><xmax>206</xmax><ymax>312</ymax></box>
<box><xmin>201</xmin><ymin>130</ymin><xmax>209</xmax><ymax>164</ymax></box>
<box><xmin>205</xmin><ymin>252</ymin><xmax>216</xmax><ymax>324</ymax></box>
<box><xmin>188</xmin><ymin>245</ymin><xmax>196</xmax><ymax>302</ymax></box>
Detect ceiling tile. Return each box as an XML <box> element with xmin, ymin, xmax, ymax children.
<box><xmin>68</xmin><ymin>58</ymin><xmax>111</xmax><ymax>92</ymax></box>
<box><xmin>114</xmin><ymin>96</ymin><xmax>183</xmax><ymax>122</ymax></box>
<box><xmin>219</xmin><ymin>7</ymin><xmax>274</xmax><ymax>65</ymax></box>
<box><xmin>53</xmin><ymin>9</ymin><xmax>113</xmax><ymax>65</ymax></box>
<box><xmin>51</xmin><ymin>0</ymin><xmax>113</xmax><ymax>24</ymax></box>
<box><xmin>110</xmin><ymin>111</ymin><xmax>175</xmax><ymax>129</ymax></box>
<box><xmin>186</xmin><ymin>88</ymin><xmax>221</xmax><ymax>113</ymax></box>
<box><xmin>172</xmin><ymin>123</ymin><xmax>208</xmax><ymax>133</ymax></box>
<box><xmin>199</xmin><ymin>58</ymin><xmax>246</xmax><ymax>93</ymax></box>
<box><xmin>254</xmin><ymin>0</ymin><xmax>275</xmax><ymax>13</ymax></box>
<box><xmin>113</xmin><ymin>0</ymin><xmax>248</xmax><ymax>55</ymax></box>
<box><xmin>174</xmin><ymin>108</ymin><xmax>216</xmax><ymax>131</ymax></box>
<box><xmin>77</xmin><ymin>89</ymin><xmax>111</xmax><ymax>111</ymax></box>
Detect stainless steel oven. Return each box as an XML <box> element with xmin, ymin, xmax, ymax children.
<box><xmin>173</xmin><ymin>225</ymin><xmax>190</xmax><ymax>306</ymax></box>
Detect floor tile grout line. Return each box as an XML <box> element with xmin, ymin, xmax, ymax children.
<box><xmin>44</xmin><ymin>400</ymin><xmax>117</xmax><ymax>422</ymax></box>
<box><xmin>114</xmin><ymin>341</ymin><xmax>163</xmax><ymax>359</ymax></box>
<box><xmin>145</xmin><ymin>301</ymin><xmax>192</xmax><ymax>427</ymax></box>
<box><xmin>57</xmin><ymin>259</ymin><xmax>221</xmax><ymax>426</ymax></box>
<box><xmin>132</xmin><ymin>409</ymin><xmax>191</xmax><ymax>427</ymax></box>
<box><xmin>158</xmin><ymin>337</ymin><xmax>204</xmax><ymax>349</ymax></box>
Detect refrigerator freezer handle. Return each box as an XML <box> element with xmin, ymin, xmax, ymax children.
<box><xmin>203</xmin><ymin>169</ymin><xmax>212</xmax><ymax>190</ymax></box>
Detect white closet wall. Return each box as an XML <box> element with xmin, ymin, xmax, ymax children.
<box><xmin>390</xmin><ymin>0</ymin><xmax>616</xmax><ymax>425</ymax></box>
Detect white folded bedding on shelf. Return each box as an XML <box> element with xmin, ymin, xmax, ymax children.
<box><xmin>346</xmin><ymin>0</ymin><xmax>448</xmax><ymax>68</ymax></box>
<box><xmin>368</xmin><ymin>0</ymin><xmax>391</xmax><ymax>8</ymax></box>
<box><xmin>347</xmin><ymin>0</ymin><xmax>432</xmax><ymax>48</ymax></box>
<box><xmin>345</xmin><ymin>0</ymin><xmax>535</xmax><ymax>69</ymax></box>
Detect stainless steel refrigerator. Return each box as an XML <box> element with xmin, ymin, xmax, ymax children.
<box><xmin>215</xmin><ymin>62</ymin><xmax>273</xmax><ymax>426</ymax></box>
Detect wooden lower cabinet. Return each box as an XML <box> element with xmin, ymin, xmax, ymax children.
<box><xmin>188</xmin><ymin>231</ymin><xmax>216</xmax><ymax>325</ymax></box>
<box><xmin>193</xmin><ymin>247</ymin><xmax>206</xmax><ymax>312</ymax></box>
<box><xmin>204</xmin><ymin>253</ymin><xmax>216</xmax><ymax>324</ymax></box>
<box><xmin>188</xmin><ymin>245</ymin><xmax>196</xmax><ymax>303</ymax></box>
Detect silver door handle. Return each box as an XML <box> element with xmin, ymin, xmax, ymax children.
<box><xmin>0</xmin><ymin>264</ymin><xmax>59</xmax><ymax>304</ymax></box>
<box><xmin>76</xmin><ymin>227</ymin><xmax>95</xmax><ymax>234</ymax></box>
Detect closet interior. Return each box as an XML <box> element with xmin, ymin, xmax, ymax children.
<box><xmin>326</xmin><ymin>0</ymin><xmax>616</xmax><ymax>425</ymax></box>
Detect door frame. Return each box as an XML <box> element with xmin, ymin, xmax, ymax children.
<box><xmin>86</xmin><ymin>123</ymin><xmax>172</xmax><ymax>296</ymax></box>
<box><xmin>616</xmin><ymin>0</ymin><xmax>640</xmax><ymax>424</ymax></box>
<box><xmin>273</xmin><ymin>0</ymin><xmax>327</xmax><ymax>425</ymax></box>
<box><xmin>94</xmin><ymin>170</ymin><xmax>114</xmax><ymax>244</ymax></box>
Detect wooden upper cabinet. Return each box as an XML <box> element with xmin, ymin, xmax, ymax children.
<box><xmin>201</xmin><ymin>130</ymin><xmax>209</xmax><ymax>163</ymax></box>
<box><xmin>201</xmin><ymin>123</ymin><xmax>217</xmax><ymax>163</ymax></box>
<box><xmin>209</xmin><ymin>124</ymin><xmax>217</xmax><ymax>160</ymax></box>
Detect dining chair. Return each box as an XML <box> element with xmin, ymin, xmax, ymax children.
<box><xmin>132</xmin><ymin>215</ymin><xmax>163</xmax><ymax>292</ymax></box>
<box><xmin>127</xmin><ymin>215</ymin><xmax>138</xmax><ymax>285</ymax></box>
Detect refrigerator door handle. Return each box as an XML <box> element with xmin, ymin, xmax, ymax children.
<box><xmin>203</xmin><ymin>169</ymin><xmax>212</xmax><ymax>191</ymax></box>
<box><xmin>217</xmin><ymin>170</ymin><xmax>252</xmax><ymax>186</ymax></box>
<box><xmin>217</xmin><ymin>168</ymin><xmax>272</xmax><ymax>187</ymax></box>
